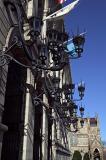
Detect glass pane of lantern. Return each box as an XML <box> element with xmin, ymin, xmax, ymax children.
<box><xmin>67</xmin><ymin>42</ymin><xmax>75</xmax><ymax>52</ymax></box>
<box><xmin>66</xmin><ymin>42</ymin><xmax>78</xmax><ymax>57</ymax></box>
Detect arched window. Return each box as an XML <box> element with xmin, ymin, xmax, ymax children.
<box><xmin>93</xmin><ymin>148</ymin><xmax>100</xmax><ymax>160</ymax></box>
<box><xmin>72</xmin><ymin>150</ymin><xmax>82</xmax><ymax>160</ymax></box>
<box><xmin>83</xmin><ymin>152</ymin><xmax>90</xmax><ymax>160</ymax></box>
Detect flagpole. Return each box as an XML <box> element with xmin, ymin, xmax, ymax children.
<box><xmin>43</xmin><ymin>0</ymin><xmax>80</xmax><ymax>21</ymax></box>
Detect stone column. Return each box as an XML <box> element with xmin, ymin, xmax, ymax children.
<box><xmin>0</xmin><ymin>66</ymin><xmax>8</xmax><ymax>159</ymax></box>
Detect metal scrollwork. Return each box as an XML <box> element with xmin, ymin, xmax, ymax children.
<box><xmin>0</xmin><ymin>54</ymin><xmax>12</xmax><ymax>66</ymax></box>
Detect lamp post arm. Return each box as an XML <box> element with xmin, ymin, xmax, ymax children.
<box><xmin>4</xmin><ymin>1</ymin><xmax>36</xmax><ymax>62</ymax></box>
<box><xmin>0</xmin><ymin>53</ymin><xmax>31</xmax><ymax>68</ymax></box>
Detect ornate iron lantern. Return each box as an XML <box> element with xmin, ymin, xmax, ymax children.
<box><xmin>46</xmin><ymin>29</ymin><xmax>59</xmax><ymax>50</ymax></box>
<box><xmin>63</xmin><ymin>84</ymin><xmax>71</xmax><ymax>101</ymax></box>
<box><xmin>79</xmin><ymin>106</ymin><xmax>85</xmax><ymax>117</ymax></box>
<box><xmin>78</xmin><ymin>82</ymin><xmax>85</xmax><ymax>100</ymax></box>
<box><xmin>73</xmin><ymin>104</ymin><xmax>78</xmax><ymax>115</ymax></box>
<box><xmin>62</xmin><ymin>82</ymin><xmax>85</xmax><ymax>102</ymax></box>
<box><xmin>45</xmin><ymin>75</ymin><xmax>62</xmax><ymax>101</ymax></box>
<box><xmin>69</xmin><ymin>83</ymin><xmax>75</xmax><ymax>99</ymax></box>
<box><xmin>73</xmin><ymin>35</ymin><xmax>85</xmax><ymax>57</ymax></box>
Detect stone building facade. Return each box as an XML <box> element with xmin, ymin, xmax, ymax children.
<box><xmin>103</xmin><ymin>147</ymin><xmax>106</xmax><ymax>160</ymax></box>
<box><xmin>0</xmin><ymin>0</ymin><xmax>72</xmax><ymax>160</ymax></box>
<box><xmin>0</xmin><ymin>0</ymin><xmax>10</xmax><ymax>158</ymax></box>
<box><xmin>70</xmin><ymin>116</ymin><xmax>103</xmax><ymax>160</ymax></box>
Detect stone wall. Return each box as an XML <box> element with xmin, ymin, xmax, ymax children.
<box><xmin>70</xmin><ymin>117</ymin><xmax>103</xmax><ymax>160</ymax></box>
<box><xmin>0</xmin><ymin>0</ymin><xmax>10</xmax><ymax>158</ymax></box>
<box><xmin>0</xmin><ymin>0</ymin><xmax>10</xmax><ymax>50</ymax></box>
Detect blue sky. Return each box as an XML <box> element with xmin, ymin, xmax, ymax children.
<box><xmin>64</xmin><ymin>0</ymin><xmax>106</xmax><ymax>141</ymax></box>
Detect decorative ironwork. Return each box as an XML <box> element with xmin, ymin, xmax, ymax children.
<box><xmin>0</xmin><ymin>0</ymin><xmax>86</xmax><ymax>137</ymax></box>
<box><xmin>40</xmin><ymin>72</ymin><xmax>85</xmax><ymax>133</ymax></box>
<box><xmin>0</xmin><ymin>0</ymin><xmax>85</xmax><ymax>71</ymax></box>
<box><xmin>63</xmin><ymin>81</ymin><xmax>85</xmax><ymax>101</ymax></box>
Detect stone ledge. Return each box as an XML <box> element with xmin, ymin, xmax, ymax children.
<box><xmin>55</xmin><ymin>140</ymin><xmax>71</xmax><ymax>155</ymax></box>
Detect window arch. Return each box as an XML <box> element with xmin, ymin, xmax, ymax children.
<box><xmin>93</xmin><ymin>148</ymin><xmax>100</xmax><ymax>160</ymax></box>
<box><xmin>83</xmin><ymin>152</ymin><xmax>90</xmax><ymax>160</ymax></box>
<box><xmin>72</xmin><ymin>150</ymin><xmax>82</xmax><ymax>160</ymax></box>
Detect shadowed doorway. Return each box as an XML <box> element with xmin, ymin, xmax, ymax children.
<box><xmin>1</xmin><ymin>62</ymin><xmax>27</xmax><ymax>160</ymax></box>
